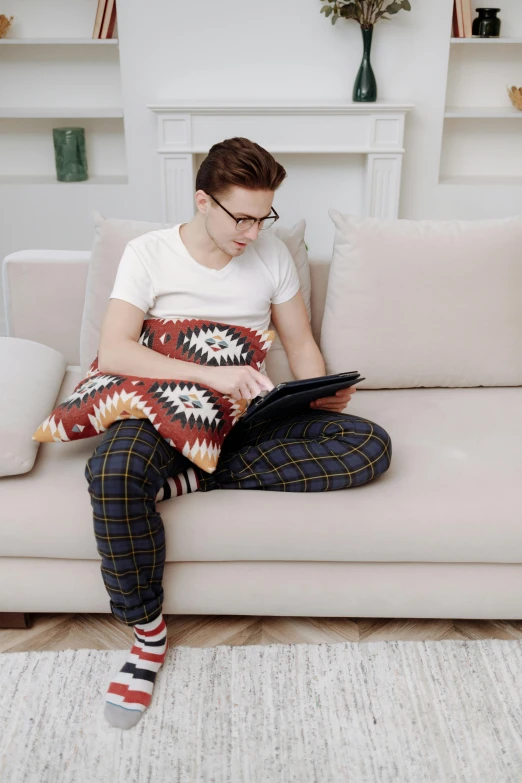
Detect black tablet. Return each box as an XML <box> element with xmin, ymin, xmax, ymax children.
<box><xmin>238</xmin><ymin>371</ymin><xmax>365</xmax><ymax>427</ymax></box>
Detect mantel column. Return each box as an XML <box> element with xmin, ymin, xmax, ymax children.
<box><xmin>153</xmin><ymin>112</ymin><xmax>195</xmax><ymax>223</ymax></box>
<box><xmin>363</xmin><ymin>112</ymin><xmax>406</xmax><ymax>219</ymax></box>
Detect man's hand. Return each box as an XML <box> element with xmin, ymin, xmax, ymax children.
<box><xmin>200</xmin><ymin>365</ymin><xmax>274</xmax><ymax>400</ymax></box>
<box><xmin>310</xmin><ymin>385</ymin><xmax>357</xmax><ymax>413</ymax></box>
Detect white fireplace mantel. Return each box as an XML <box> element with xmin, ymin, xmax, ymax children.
<box><xmin>147</xmin><ymin>101</ymin><xmax>414</xmax><ymax>224</ymax></box>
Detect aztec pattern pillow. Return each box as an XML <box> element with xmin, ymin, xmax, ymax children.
<box><xmin>32</xmin><ymin>318</ymin><xmax>275</xmax><ymax>473</ymax></box>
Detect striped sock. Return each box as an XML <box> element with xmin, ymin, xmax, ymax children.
<box><xmin>155</xmin><ymin>466</ymin><xmax>200</xmax><ymax>502</ymax></box>
<box><xmin>104</xmin><ymin>612</ymin><xmax>168</xmax><ymax>730</ymax></box>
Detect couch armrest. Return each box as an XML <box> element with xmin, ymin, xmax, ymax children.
<box><xmin>2</xmin><ymin>250</ymin><xmax>90</xmax><ymax>366</ymax></box>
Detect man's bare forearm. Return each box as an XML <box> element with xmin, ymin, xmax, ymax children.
<box><xmin>287</xmin><ymin>340</ymin><xmax>326</xmax><ymax>380</ymax></box>
<box><xmin>98</xmin><ymin>340</ymin><xmax>209</xmax><ymax>384</ymax></box>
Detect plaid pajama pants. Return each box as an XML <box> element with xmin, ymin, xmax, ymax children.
<box><xmin>85</xmin><ymin>410</ymin><xmax>392</xmax><ymax>626</ymax></box>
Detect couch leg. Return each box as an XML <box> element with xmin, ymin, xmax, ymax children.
<box><xmin>0</xmin><ymin>613</ymin><xmax>32</xmax><ymax>629</ymax></box>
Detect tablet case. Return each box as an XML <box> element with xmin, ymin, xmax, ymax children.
<box><xmin>236</xmin><ymin>371</ymin><xmax>365</xmax><ymax>428</ymax></box>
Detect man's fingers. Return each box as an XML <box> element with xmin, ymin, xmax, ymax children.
<box><xmin>315</xmin><ymin>395</ymin><xmax>351</xmax><ymax>405</ymax></box>
<box><xmin>249</xmin><ymin>367</ymin><xmax>275</xmax><ymax>391</ymax></box>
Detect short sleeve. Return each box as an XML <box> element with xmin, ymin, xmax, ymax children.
<box><xmin>271</xmin><ymin>241</ymin><xmax>301</xmax><ymax>305</ymax></box>
<box><xmin>109</xmin><ymin>243</ymin><xmax>155</xmax><ymax>314</ymax></box>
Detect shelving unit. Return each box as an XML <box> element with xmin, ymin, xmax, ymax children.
<box><xmin>0</xmin><ymin>38</ymin><xmax>118</xmax><ymax>44</ymax></box>
<box><xmin>0</xmin><ymin>108</ymin><xmax>124</xmax><ymax>118</ymax></box>
<box><xmin>450</xmin><ymin>37</ymin><xmax>522</xmax><ymax>44</ymax></box>
<box><xmin>0</xmin><ymin>5</ymin><xmax>127</xmax><ymax>186</ymax></box>
<box><xmin>0</xmin><ymin>174</ymin><xmax>127</xmax><ymax>185</ymax></box>
<box><xmin>444</xmin><ymin>107</ymin><xmax>522</xmax><ymax>118</ymax></box>
<box><xmin>440</xmin><ymin>175</ymin><xmax>522</xmax><ymax>186</ymax></box>
<box><xmin>439</xmin><ymin>3</ymin><xmax>522</xmax><ymax>185</ymax></box>
<box><xmin>0</xmin><ymin>108</ymin><xmax>124</xmax><ymax>119</ymax></box>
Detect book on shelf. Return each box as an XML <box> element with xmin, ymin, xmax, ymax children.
<box><xmin>454</xmin><ymin>0</ymin><xmax>463</xmax><ymax>37</ymax></box>
<box><xmin>451</xmin><ymin>1</ymin><xmax>459</xmax><ymax>37</ymax></box>
<box><xmin>92</xmin><ymin>0</ymin><xmax>107</xmax><ymax>39</ymax></box>
<box><xmin>461</xmin><ymin>0</ymin><xmax>473</xmax><ymax>37</ymax></box>
<box><xmin>92</xmin><ymin>0</ymin><xmax>117</xmax><ymax>40</ymax></box>
<box><xmin>453</xmin><ymin>0</ymin><xmax>473</xmax><ymax>38</ymax></box>
<box><xmin>107</xmin><ymin>4</ymin><xmax>117</xmax><ymax>39</ymax></box>
<box><xmin>101</xmin><ymin>0</ymin><xmax>117</xmax><ymax>39</ymax></box>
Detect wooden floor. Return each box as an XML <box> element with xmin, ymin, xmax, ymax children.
<box><xmin>2</xmin><ymin>614</ymin><xmax>522</xmax><ymax>653</ymax></box>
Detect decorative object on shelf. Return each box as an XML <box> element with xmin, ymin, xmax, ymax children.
<box><xmin>52</xmin><ymin>127</ymin><xmax>88</xmax><ymax>182</ymax></box>
<box><xmin>0</xmin><ymin>14</ymin><xmax>13</xmax><ymax>38</ymax></box>
<box><xmin>507</xmin><ymin>85</ymin><xmax>522</xmax><ymax>111</ymax></box>
<box><xmin>319</xmin><ymin>0</ymin><xmax>411</xmax><ymax>102</ymax></box>
<box><xmin>472</xmin><ymin>8</ymin><xmax>501</xmax><ymax>38</ymax></box>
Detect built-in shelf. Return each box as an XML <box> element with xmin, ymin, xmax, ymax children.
<box><xmin>0</xmin><ymin>23</ymin><xmax>126</xmax><ymax>184</ymax></box>
<box><xmin>0</xmin><ymin>38</ymin><xmax>118</xmax><ymax>44</ymax></box>
<box><xmin>0</xmin><ymin>174</ymin><xmax>128</xmax><ymax>185</ymax></box>
<box><xmin>444</xmin><ymin>107</ymin><xmax>522</xmax><ymax>118</ymax></box>
<box><xmin>450</xmin><ymin>37</ymin><xmax>522</xmax><ymax>43</ymax></box>
<box><xmin>0</xmin><ymin>107</ymin><xmax>123</xmax><ymax>118</ymax></box>
<box><xmin>440</xmin><ymin>175</ymin><xmax>522</xmax><ymax>185</ymax></box>
<box><xmin>440</xmin><ymin>3</ymin><xmax>522</xmax><ymax>186</ymax></box>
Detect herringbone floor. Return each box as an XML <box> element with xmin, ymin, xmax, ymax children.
<box><xmin>2</xmin><ymin>614</ymin><xmax>522</xmax><ymax>653</ymax></box>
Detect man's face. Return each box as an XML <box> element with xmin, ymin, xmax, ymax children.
<box><xmin>202</xmin><ymin>186</ymin><xmax>275</xmax><ymax>255</ymax></box>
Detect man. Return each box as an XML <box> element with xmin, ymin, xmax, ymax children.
<box><xmin>85</xmin><ymin>136</ymin><xmax>392</xmax><ymax>729</ymax></box>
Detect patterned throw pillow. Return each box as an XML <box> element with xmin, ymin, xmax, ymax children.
<box><xmin>32</xmin><ymin>319</ymin><xmax>275</xmax><ymax>473</ymax></box>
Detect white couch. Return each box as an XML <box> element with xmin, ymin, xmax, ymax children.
<box><xmin>2</xmin><ymin>212</ymin><xmax>522</xmax><ymax>626</ymax></box>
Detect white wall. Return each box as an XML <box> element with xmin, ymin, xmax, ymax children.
<box><xmin>2</xmin><ymin>0</ymin><xmax>522</xmax><ymax>333</ymax></box>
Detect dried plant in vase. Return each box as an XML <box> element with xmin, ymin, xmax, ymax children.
<box><xmin>320</xmin><ymin>1</ymin><xmax>411</xmax><ymax>102</ymax></box>
<box><xmin>0</xmin><ymin>14</ymin><xmax>14</xmax><ymax>38</ymax></box>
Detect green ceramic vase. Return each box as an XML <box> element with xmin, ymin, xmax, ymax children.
<box><xmin>353</xmin><ymin>26</ymin><xmax>377</xmax><ymax>103</ymax></box>
<box><xmin>53</xmin><ymin>127</ymin><xmax>88</xmax><ymax>182</ymax></box>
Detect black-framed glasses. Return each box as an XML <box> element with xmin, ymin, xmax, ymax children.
<box><xmin>208</xmin><ymin>193</ymin><xmax>279</xmax><ymax>231</ymax></box>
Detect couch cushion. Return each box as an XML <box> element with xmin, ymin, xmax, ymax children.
<box><xmin>264</xmin><ymin>219</ymin><xmax>311</xmax><ymax>385</ymax></box>
<box><xmin>79</xmin><ymin>211</ymin><xmax>310</xmax><ymax>386</ymax></box>
<box><xmin>321</xmin><ymin>210</ymin><xmax>522</xmax><ymax>388</ymax></box>
<box><xmin>1</xmin><ymin>369</ymin><xmax>521</xmax><ymax>564</ymax></box>
<box><xmin>80</xmin><ymin>212</ymin><xmax>170</xmax><ymax>378</ymax></box>
<box><xmin>0</xmin><ymin>337</ymin><xmax>67</xmax><ymax>477</ymax></box>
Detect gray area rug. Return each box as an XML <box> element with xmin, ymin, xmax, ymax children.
<box><xmin>2</xmin><ymin>638</ymin><xmax>522</xmax><ymax>782</ymax></box>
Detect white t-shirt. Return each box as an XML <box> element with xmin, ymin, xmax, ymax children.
<box><xmin>109</xmin><ymin>223</ymin><xmax>301</xmax><ymax>333</ymax></box>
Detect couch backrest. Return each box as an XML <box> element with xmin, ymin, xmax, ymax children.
<box><xmin>2</xmin><ymin>252</ymin><xmax>331</xmax><ymax>367</ymax></box>
<box><xmin>309</xmin><ymin>261</ymin><xmax>330</xmax><ymax>347</ymax></box>
<box><xmin>3</xmin><ymin>250</ymin><xmax>90</xmax><ymax>367</ymax></box>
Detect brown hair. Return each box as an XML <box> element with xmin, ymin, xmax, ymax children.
<box><xmin>195</xmin><ymin>137</ymin><xmax>287</xmax><ymax>201</ymax></box>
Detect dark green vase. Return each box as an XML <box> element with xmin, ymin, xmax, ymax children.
<box><xmin>353</xmin><ymin>26</ymin><xmax>377</xmax><ymax>102</ymax></box>
<box><xmin>53</xmin><ymin>127</ymin><xmax>88</xmax><ymax>182</ymax></box>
